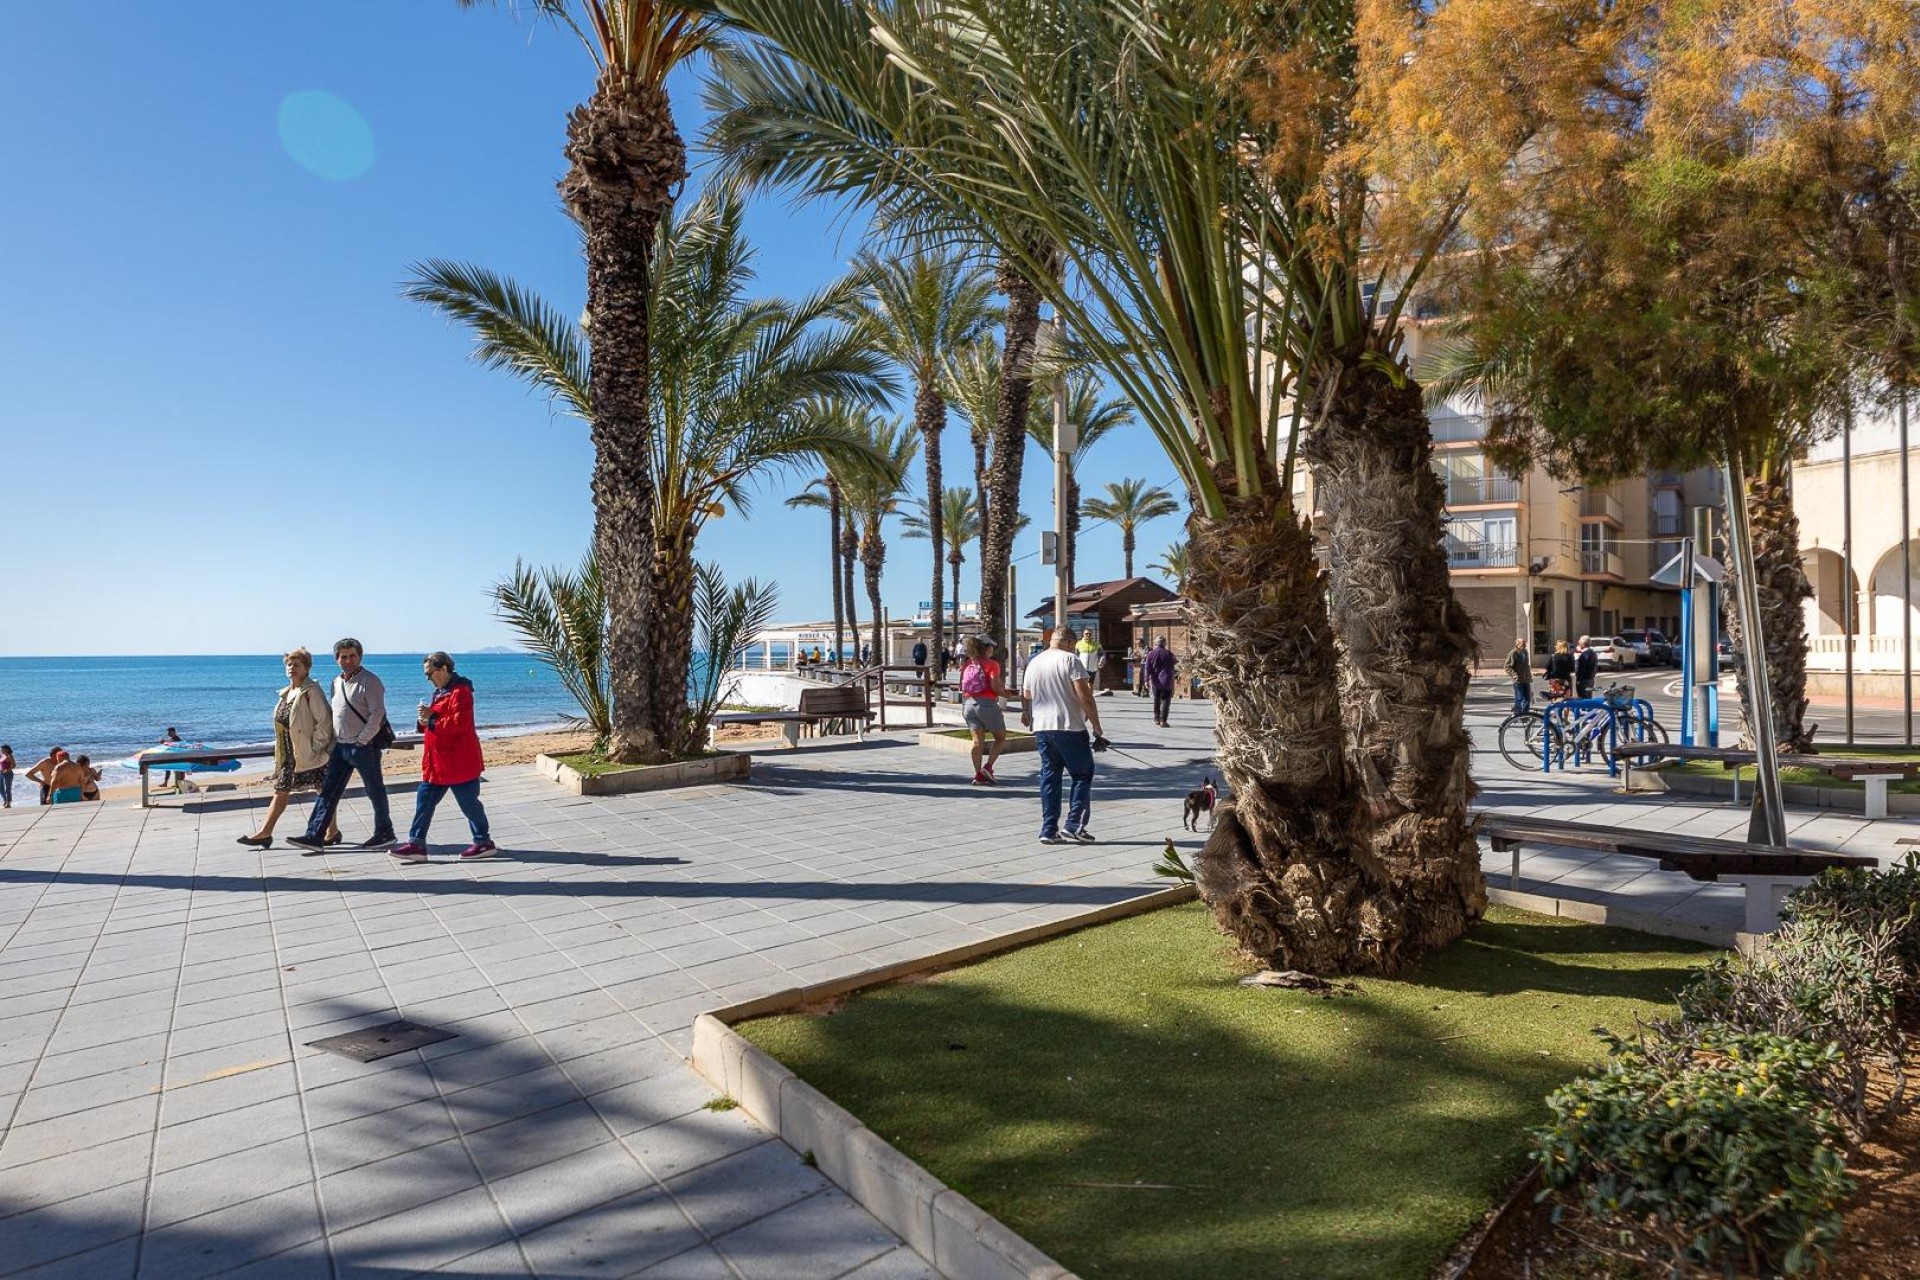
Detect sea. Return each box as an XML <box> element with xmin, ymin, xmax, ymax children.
<box><xmin>0</xmin><ymin>653</ymin><xmax>576</xmax><ymax>789</ymax></box>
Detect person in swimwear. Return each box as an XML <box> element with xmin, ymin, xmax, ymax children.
<box><xmin>47</xmin><ymin>753</ymin><xmax>89</xmax><ymax>804</ymax></box>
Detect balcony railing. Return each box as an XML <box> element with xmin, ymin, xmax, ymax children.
<box><xmin>1428</xmin><ymin>410</ymin><xmax>1486</xmax><ymax>443</ymax></box>
<box><xmin>1447</xmin><ymin>540</ymin><xmax>1518</xmax><ymax>569</ymax></box>
<box><xmin>1580</xmin><ymin>549</ymin><xmax>1625</xmax><ymax>577</ymax></box>
<box><xmin>1444</xmin><ymin>475</ymin><xmax>1520</xmax><ymax>505</ymax></box>
<box><xmin>1650</xmin><ymin>511</ymin><xmax>1683</xmax><ymax>537</ymax></box>
<box><xmin>1580</xmin><ymin>489</ymin><xmax>1623</xmax><ymax>522</ymax></box>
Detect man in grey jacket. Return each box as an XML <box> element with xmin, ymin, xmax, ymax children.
<box><xmin>289</xmin><ymin>638</ymin><xmax>396</xmax><ymax>853</ymax></box>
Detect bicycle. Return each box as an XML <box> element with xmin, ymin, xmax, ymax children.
<box><xmin>1499</xmin><ymin>683</ymin><xmax>1666</xmax><ymax>773</ymax></box>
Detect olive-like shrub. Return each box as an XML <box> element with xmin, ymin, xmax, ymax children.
<box><xmin>1535</xmin><ymin>1028</ymin><xmax>1853</xmax><ymax>1278</ymax></box>
<box><xmin>1784</xmin><ymin>852</ymin><xmax>1920</xmax><ymax>996</ymax></box>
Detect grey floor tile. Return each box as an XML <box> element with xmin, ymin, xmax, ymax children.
<box><xmin>327</xmin><ymin>1183</ymin><xmax>513</xmax><ymax>1280</ymax></box>
<box><xmin>146</xmin><ymin>1134</ymin><xmax>314</xmax><ymax>1227</ymax></box>
<box><xmin>629</xmin><ymin>1243</ymin><xmax>735</xmax><ymax>1279</ymax></box>
<box><xmin>135</xmin><ymin>1183</ymin><xmax>325</xmax><ymax>1279</ymax></box>
<box><xmin>661</xmin><ymin>1139</ymin><xmax>831</xmax><ymax>1240</ymax></box>
<box><xmin>0</xmin><ymin>1178</ymin><xmax>147</xmax><ymax>1275</ymax></box>
<box><xmin>486</xmin><ymin>1141</ymin><xmax>653</xmax><ymax>1237</ymax></box>
<box><xmin>513</xmin><ymin>1184</ymin><xmax>704</xmax><ymax>1279</ymax></box>
<box><xmin>316</xmin><ymin>1137</ymin><xmax>484</xmax><ymax>1234</ymax></box>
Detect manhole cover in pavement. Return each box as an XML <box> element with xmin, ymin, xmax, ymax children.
<box><xmin>307</xmin><ymin>1020</ymin><xmax>457</xmax><ymax>1062</ymax></box>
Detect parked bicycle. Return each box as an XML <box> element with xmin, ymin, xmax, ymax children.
<box><xmin>1498</xmin><ymin>683</ymin><xmax>1666</xmax><ymax>773</ymax></box>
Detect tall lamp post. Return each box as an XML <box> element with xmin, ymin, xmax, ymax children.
<box><xmin>1045</xmin><ymin>314</ymin><xmax>1075</xmax><ymax>635</ymax></box>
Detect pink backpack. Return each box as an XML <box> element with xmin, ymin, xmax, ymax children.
<box><xmin>960</xmin><ymin>661</ymin><xmax>992</xmax><ymax>696</ymax></box>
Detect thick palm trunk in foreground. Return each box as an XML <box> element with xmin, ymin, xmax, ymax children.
<box><xmin>979</xmin><ymin>265</ymin><xmax>1042</xmax><ymax>646</ymax></box>
<box><xmin>1187</xmin><ymin>488</ymin><xmax>1372</xmax><ymax>972</ymax></box>
<box><xmin>1303</xmin><ymin>372</ymin><xmax>1485</xmax><ymax>961</ymax></box>
<box><xmin>863</xmin><ymin>533</ymin><xmax>886</xmax><ymax>664</ymax></box>
<box><xmin>647</xmin><ymin>538</ymin><xmax>701</xmax><ymax>756</ymax></box>
<box><xmin>563</xmin><ymin>80</ymin><xmax>682</xmax><ymax>764</ymax></box>
<box><xmin>1729</xmin><ymin>465</ymin><xmax>1815</xmax><ymax>753</ymax></box>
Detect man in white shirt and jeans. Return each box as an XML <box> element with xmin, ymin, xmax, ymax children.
<box><xmin>1020</xmin><ymin>625</ymin><xmax>1106</xmax><ymax>844</ymax></box>
<box><xmin>289</xmin><ymin>638</ymin><xmax>396</xmax><ymax>853</ymax></box>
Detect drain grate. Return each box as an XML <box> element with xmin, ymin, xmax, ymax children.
<box><xmin>307</xmin><ymin>1020</ymin><xmax>457</xmax><ymax>1062</ymax></box>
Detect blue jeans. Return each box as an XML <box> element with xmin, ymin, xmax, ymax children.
<box><xmin>0</xmin><ymin>772</ymin><xmax>11</xmax><ymax>806</ymax></box>
<box><xmin>409</xmin><ymin>779</ymin><xmax>489</xmax><ymax>844</ymax></box>
<box><xmin>305</xmin><ymin>742</ymin><xmax>393</xmax><ymax>840</ymax></box>
<box><xmin>1511</xmin><ymin>682</ymin><xmax>1532</xmax><ymax>715</ymax></box>
<box><xmin>1035</xmin><ymin>729</ymin><xmax>1095</xmax><ymax>837</ymax></box>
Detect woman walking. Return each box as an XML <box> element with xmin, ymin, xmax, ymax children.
<box><xmin>0</xmin><ymin>745</ymin><xmax>14</xmax><ymax>808</ymax></box>
<box><xmin>389</xmin><ymin>652</ymin><xmax>494</xmax><ymax>863</ymax></box>
<box><xmin>238</xmin><ymin>648</ymin><xmax>339</xmax><ymax>849</ymax></box>
<box><xmin>959</xmin><ymin>636</ymin><xmax>1010</xmax><ymax>786</ymax></box>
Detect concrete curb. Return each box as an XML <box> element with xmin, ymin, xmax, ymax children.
<box><xmin>1487</xmin><ymin>885</ymin><xmax>1740</xmax><ymax>949</ymax></box>
<box><xmin>534</xmin><ymin>751</ymin><xmax>752</xmax><ymax>796</ymax></box>
<box><xmin>692</xmin><ymin>884</ymin><xmax>1196</xmax><ymax>1280</ymax></box>
<box><xmin>1651</xmin><ymin>768</ymin><xmax>1920</xmax><ymax>815</ymax></box>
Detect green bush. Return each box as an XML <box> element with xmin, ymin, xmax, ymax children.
<box><xmin>1535</xmin><ymin>1028</ymin><xmax>1853</xmax><ymax>1278</ymax></box>
<box><xmin>1784</xmin><ymin>852</ymin><xmax>1920</xmax><ymax>992</ymax></box>
<box><xmin>1675</xmin><ymin>917</ymin><xmax>1906</xmax><ymax>1141</ymax></box>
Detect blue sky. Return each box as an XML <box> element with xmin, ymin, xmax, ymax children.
<box><xmin>0</xmin><ymin>4</ymin><xmax>1183</xmax><ymax>657</ymax></box>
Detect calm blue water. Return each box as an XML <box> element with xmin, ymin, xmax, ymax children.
<box><xmin>0</xmin><ymin>654</ymin><xmax>576</xmax><ymax>787</ymax></box>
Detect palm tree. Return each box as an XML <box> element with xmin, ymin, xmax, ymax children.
<box><xmin>902</xmin><ymin>488</ymin><xmax>981</xmax><ymax>637</ymax></box>
<box><xmin>460</xmin><ymin>0</ymin><xmax>723</xmax><ymax>763</ymax></box>
<box><xmin>492</xmin><ymin>552</ymin><xmax>611</xmax><ymax>742</ymax></box>
<box><xmin>787</xmin><ymin>469</ymin><xmax>848</xmax><ymax>663</ymax></box>
<box><xmin>943</xmin><ymin>344</ymin><xmax>1001</xmax><ymax>570</ymax></box>
<box><xmin>843</xmin><ymin>250</ymin><xmax>998</xmax><ymax>674</ymax></box>
<box><xmin>1083</xmin><ymin>479</ymin><xmax>1180</xmax><ymax>580</ymax></box>
<box><xmin>406</xmin><ymin>192</ymin><xmax>888</xmax><ymax>755</ymax></box>
<box><xmin>1149</xmin><ymin>542</ymin><xmax>1191</xmax><ymax>592</ymax></box>
<box><xmin>707</xmin><ymin>0</ymin><xmax>1482</xmax><ymax>973</ymax></box>
<box><xmin>1025</xmin><ymin>372</ymin><xmax>1133</xmax><ymax>588</ymax></box>
<box><xmin>838</xmin><ymin>413</ymin><xmax>920</xmax><ymax>661</ymax></box>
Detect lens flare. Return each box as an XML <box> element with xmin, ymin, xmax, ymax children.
<box><xmin>277</xmin><ymin>90</ymin><xmax>375</xmax><ymax>181</ymax></box>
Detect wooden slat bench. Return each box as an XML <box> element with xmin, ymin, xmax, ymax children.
<box><xmin>1476</xmin><ymin>811</ymin><xmax>1877</xmax><ymax>932</ymax></box>
<box><xmin>137</xmin><ymin>735</ymin><xmax>422</xmax><ymax>809</ymax></box>
<box><xmin>1613</xmin><ymin>744</ymin><xmax>1920</xmax><ymax>818</ymax></box>
<box><xmin>707</xmin><ymin>684</ymin><xmax>875</xmax><ymax>750</ymax></box>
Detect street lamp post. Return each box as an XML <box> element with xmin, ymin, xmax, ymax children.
<box><xmin>1047</xmin><ymin>314</ymin><xmax>1075</xmax><ymax>635</ymax></box>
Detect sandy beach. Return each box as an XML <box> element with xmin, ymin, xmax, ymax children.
<box><xmin>86</xmin><ymin>722</ymin><xmax>787</xmax><ymax>805</ymax></box>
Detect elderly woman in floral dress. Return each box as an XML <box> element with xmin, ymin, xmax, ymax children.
<box><xmin>236</xmin><ymin>648</ymin><xmax>338</xmax><ymax>849</ymax></box>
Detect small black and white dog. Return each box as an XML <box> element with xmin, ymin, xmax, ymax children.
<box><xmin>1182</xmin><ymin>777</ymin><xmax>1219</xmax><ymax>831</ymax></box>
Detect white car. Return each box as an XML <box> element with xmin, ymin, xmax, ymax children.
<box><xmin>1587</xmin><ymin>637</ymin><xmax>1637</xmax><ymax>671</ymax></box>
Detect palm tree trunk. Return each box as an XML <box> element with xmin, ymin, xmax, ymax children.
<box><xmin>1066</xmin><ymin>473</ymin><xmax>1082</xmax><ymax>588</ymax></box>
<box><xmin>917</xmin><ymin>381</ymin><xmax>947</xmax><ymax>671</ymax></box>
<box><xmin>829</xmin><ymin>480</ymin><xmax>846</xmax><ymax>666</ymax></box>
<box><xmin>1729</xmin><ymin>460</ymin><xmax>1815</xmax><ymax>752</ymax></box>
<box><xmin>951</xmin><ymin>551</ymin><xmax>963</xmax><ymax>641</ymax></box>
<box><xmin>973</xmin><ymin>432</ymin><xmax>990</xmax><ymax>568</ymax></box>
<box><xmin>843</xmin><ymin>514</ymin><xmax>861</xmax><ymax>659</ymax></box>
<box><xmin>1304</xmin><ymin>368</ymin><xmax>1485</xmax><ymax>964</ymax></box>
<box><xmin>646</xmin><ymin>536</ymin><xmax>700</xmax><ymax>756</ymax></box>
<box><xmin>1122</xmin><ymin>524</ymin><xmax>1135</xmax><ymax>579</ymax></box>
<box><xmin>561</xmin><ymin>81</ymin><xmax>684</xmax><ymax>766</ymax></box>
<box><xmin>863</xmin><ymin>530</ymin><xmax>887</xmax><ymax>664</ymax></box>
<box><xmin>1186</xmin><ymin>488</ymin><xmax>1368</xmax><ymax>972</ymax></box>
<box><xmin>980</xmin><ymin>262</ymin><xmax>1043</xmax><ymax>646</ymax></box>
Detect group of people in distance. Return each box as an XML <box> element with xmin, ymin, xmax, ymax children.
<box><xmin>1</xmin><ymin>745</ymin><xmax>102</xmax><ymax>807</ymax></box>
<box><xmin>1504</xmin><ymin>635</ymin><xmax>1603</xmax><ymax>714</ymax></box>
<box><xmin>236</xmin><ymin>638</ymin><xmax>494</xmax><ymax>863</ymax></box>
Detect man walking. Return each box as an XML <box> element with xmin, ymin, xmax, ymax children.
<box><xmin>1020</xmin><ymin>626</ymin><xmax>1106</xmax><ymax>845</ymax></box>
<box><xmin>1504</xmin><ymin>638</ymin><xmax>1532</xmax><ymax>715</ymax></box>
<box><xmin>1574</xmin><ymin>635</ymin><xmax>1599</xmax><ymax>700</ymax></box>
<box><xmin>1143</xmin><ymin>637</ymin><xmax>1178</xmax><ymax>727</ymax></box>
<box><xmin>289</xmin><ymin>638</ymin><xmax>396</xmax><ymax>853</ymax></box>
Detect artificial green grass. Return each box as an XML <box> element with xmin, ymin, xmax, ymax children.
<box><xmin>1672</xmin><ymin>748</ymin><xmax>1920</xmax><ymax>793</ymax></box>
<box><xmin>741</xmin><ymin>903</ymin><xmax>1712</xmax><ymax>1280</ymax></box>
<box><xmin>552</xmin><ymin>749</ymin><xmax>720</xmax><ymax>778</ymax></box>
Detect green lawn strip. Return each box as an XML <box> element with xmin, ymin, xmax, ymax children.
<box><xmin>551</xmin><ymin>749</ymin><xmax>722</xmax><ymax>777</ymax></box>
<box><xmin>740</xmin><ymin>903</ymin><xmax>1711</xmax><ymax>1280</ymax></box>
<box><xmin>1670</xmin><ymin>749</ymin><xmax>1920</xmax><ymax>793</ymax></box>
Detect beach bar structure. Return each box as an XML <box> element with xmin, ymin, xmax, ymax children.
<box><xmin>1029</xmin><ymin>577</ymin><xmax>1177</xmax><ymax>690</ymax></box>
<box><xmin>732</xmin><ymin>616</ymin><xmax>1044</xmax><ymax>672</ymax></box>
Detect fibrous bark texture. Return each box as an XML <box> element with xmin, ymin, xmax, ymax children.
<box><xmin>917</xmin><ymin>381</ymin><xmax>947</xmax><ymax>669</ymax></box>
<box><xmin>647</xmin><ymin>537</ymin><xmax>700</xmax><ymax>756</ymax></box>
<box><xmin>980</xmin><ymin>263</ymin><xmax>1042</xmax><ymax>646</ymax></box>
<box><xmin>1301</xmin><ymin>369</ymin><xmax>1486</xmax><ymax>963</ymax></box>
<box><xmin>562</xmin><ymin>80</ymin><xmax>685</xmax><ymax>764</ymax></box>
<box><xmin>1729</xmin><ymin>467</ymin><xmax>1815</xmax><ymax>753</ymax></box>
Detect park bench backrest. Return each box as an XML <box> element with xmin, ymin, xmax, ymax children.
<box><xmin>798</xmin><ymin>685</ymin><xmax>870</xmax><ymax>718</ymax></box>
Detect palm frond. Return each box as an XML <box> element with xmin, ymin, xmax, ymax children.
<box><xmin>490</xmin><ymin>552</ymin><xmax>610</xmax><ymax>741</ymax></box>
<box><xmin>404</xmin><ymin>260</ymin><xmax>591</xmax><ymax>420</ymax></box>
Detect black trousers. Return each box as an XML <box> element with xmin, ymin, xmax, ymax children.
<box><xmin>1152</xmin><ymin>687</ymin><xmax>1173</xmax><ymax>723</ymax></box>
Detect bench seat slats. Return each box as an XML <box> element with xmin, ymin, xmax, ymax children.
<box><xmin>1476</xmin><ymin>814</ymin><xmax>1875</xmax><ymax>883</ymax></box>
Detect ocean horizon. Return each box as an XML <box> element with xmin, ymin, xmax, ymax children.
<box><xmin>0</xmin><ymin>652</ymin><xmax>577</xmax><ymax>789</ymax></box>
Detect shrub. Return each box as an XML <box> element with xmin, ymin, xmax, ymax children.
<box><xmin>1784</xmin><ymin>852</ymin><xmax>1920</xmax><ymax>992</ymax></box>
<box><xmin>1535</xmin><ymin>1028</ymin><xmax>1853</xmax><ymax>1278</ymax></box>
<box><xmin>1675</xmin><ymin>916</ymin><xmax>1907</xmax><ymax>1140</ymax></box>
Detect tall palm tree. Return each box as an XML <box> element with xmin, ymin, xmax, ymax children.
<box><xmin>1025</xmin><ymin>372</ymin><xmax>1133</xmax><ymax>588</ymax></box>
<box><xmin>1083</xmin><ymin>479</ymin><xmax>1181</xmax><ymax>580</ymax></box>
<box><xmin>787</xmin><ymin>470</ymin><xmax>848</xmax><ymax>663</ymax></box>
<box><xmin>843</xmin><ymin>249</ymin><xmax>998</xmax><ymax>674</ymax></box>
<box><xmin>901</xmin><ymin>487</ymin><xmax>981</xmax><ymax>636</ymax></box>
<box><xmin>943</xmin><ymin>344</ymin><xmax>1001</xmax><ymax>571</ymax></box>
<box><xmin>460</xmin><ymin>0</ymin><xmax>723</xmax><ymax>763</ymax></box>
<box><xmin>838</xmin><ymin>414</ymin><xmax>920</xmax><ymax>661</ymax></box>
<box><xmin>406</xmin><ymin>192</ymin><xmax>888</xmax><ymax>755</ymax></box>
<box><xmin>709</xmin><ymin>0</ymin><xmax>1482</xmax><ymax>973</ymax></box>
<box><xmin>1149</xmin><ymin>542</ymin><xmax>1191</xmax><ymax>592</ymax></box>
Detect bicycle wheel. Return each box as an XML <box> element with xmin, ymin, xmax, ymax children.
<box><xmin>1499</xmin><ymin>713</ymin><xmax>1563</xmax><ymax>771</ymax></box>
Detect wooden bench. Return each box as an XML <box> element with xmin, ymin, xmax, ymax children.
<box><xmin>1613</xmin><ymin>744</ymin><xmax>1920</xmax><ymax>818</ymax></box>
<box><xmin>137</xmin><ymin>736</ymin><xmax>422</xmax><ymax>809</ymax></box>
<box><xmin>1476</xmin><ymin>811</ymin><xmax>1877</xmax><ymax>932</ymax></box>
<box><xmin>707</xmin><ymin>685</ymin><xmax>875</xmax><ymax>749</ymax></box>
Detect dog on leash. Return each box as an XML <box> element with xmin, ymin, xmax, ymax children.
<box><xmin>1182</xmin><ymin>777</ymin><xmax>1219</xmax><ymax>831</ymax></box>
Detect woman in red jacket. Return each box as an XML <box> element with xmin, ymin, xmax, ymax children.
<box><xmin>389</xmin><ymin>652</ymin><xmax>495</xmax><ymax>862</ymax></box>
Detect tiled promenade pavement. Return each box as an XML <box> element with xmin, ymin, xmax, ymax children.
<box><xmin>3</xmin><ymin>684</ymin><xmax>1916</xmax><ymax>1279</ymax></box>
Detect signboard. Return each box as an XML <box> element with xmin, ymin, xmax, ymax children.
<box><xmin>915</xmin><ymin>600</ymin><xmax>934</xmax><ymax>621</ymax></box>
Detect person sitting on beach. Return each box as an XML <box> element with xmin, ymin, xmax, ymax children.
<box><xmin>388</xmin><ymin>652</ymin><xmax>495</xmax><ymax>863</ymax></box>
<box><xmin>25</xmin><ymin>747</ymin><xmax>61</xmax><ymax>806</ymax></box>
<box><xmin>0</xmin><ymin>744</ymin><xmax>14</xmax><ymax>809</ymax></box>
<box><xmin>46</xmin><ymin>753</ymin><xmax>89</xmax><ymax>805</ymax></box>
<box><xmin>238</xmin><ymin>648</ymin><xmax>340</xmax><ymax>850</ymax></box>
<box><xmin>76</xmin><ymin>755</ymin><xmax>102</xmax><ymax>802</ymax></box>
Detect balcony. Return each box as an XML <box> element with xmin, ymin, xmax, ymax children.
<box><xmin>1580</xmin><ymin>489</ymin><xmax>1623</xmax><ymax>522</ymax></box>
<box><xmin>1444</xmin><ymin>474</ymin><xmax>1520</xmax><ymax>506</ymax></box>
<box><xmin>1428</xmin><ymin>409</ymin><xmax>1485</xmax><ymax>443</ymax></box>
<box><xmin>1651</xmin><ymin>469</ymin><xmax>1684</xmax><ymax>488</ymax></box>
<box><xmin>1580</xmin><ymin>549</ymin><xmax>1625</xmax><ymax>578</ymax></box>
<box><xmin>1447</xmin><ymin>539</ymin><xmax>1518</xmax><ymax>570</ymax></box>
<box><xmin>1650</xmin><ymin>510</ymin><xmax>1683</xmax><ymax>537</ymax></box>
